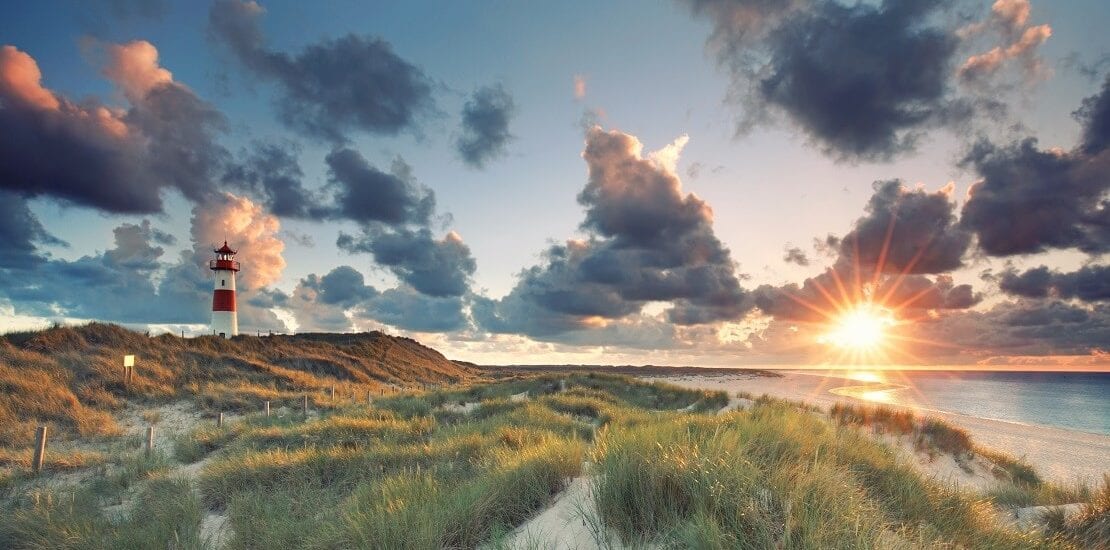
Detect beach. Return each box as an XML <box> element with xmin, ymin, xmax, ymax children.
<box><xmin>652</xmin><ymin>371</ymin><xmax>1110</xmax><ymax>484</ymax></box>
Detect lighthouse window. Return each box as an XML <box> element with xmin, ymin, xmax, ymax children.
<box><xmin>221</xmin><ymin>279</ymin><xmax>225</xmax><ymax>286</ymax></box>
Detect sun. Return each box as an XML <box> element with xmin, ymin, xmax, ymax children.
<box><xmin>819</xmin><ymin>305</ymin><xmax>894</xmax><ymax>351</ymax></box>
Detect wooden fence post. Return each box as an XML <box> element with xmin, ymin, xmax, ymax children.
<box><xmin>145</xmin><ymin>426</ymin><xmax>155</xmax><ymax>456</ymax></box>
<box><xmin>264</xmin><ymin>401</ymin><xmax>271</xmax><ymax>417</ymax></box>
<box><xmin>302</xmin><ymin>395</ymin><xmax>309</xmax><ymax>417</ymax></box>
<box><xmin>330</xmin><ymin>386</ymin><xmax>335</xmax><ymax>400</ymax></box>
<box><xmin>32</xmin><ymin>426</ymin><xmax>47</xmax><ymax>474</ymax></box>
<box><xmin>367</xmin><ymin>390</ymin><xmax>372</xmax><ymax>404</ymax></box>
<box><xmin>217</xmin><ymin>413</ymin><xmax>224</xmax><ymax>428</ymax></box>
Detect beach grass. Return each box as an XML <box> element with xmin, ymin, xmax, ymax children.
<box><xmin>0</xmin><ymin>370</ymin><xmax>1101</xmax><ymax>548</ymax></box>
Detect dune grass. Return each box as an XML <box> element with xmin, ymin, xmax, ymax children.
<box><xmin>0</xmin><ymin>323</ymin><xmax>475</xmax><ymax>450</ymax></box>
<box><xmin>593</xmin><ymin>400</ymin><xmax>1062</xmax><ymax>549</ymax></box>
<box><xmin>0</xmin><ymin>372</ymin><xmax>1099</xmax><ymax>548</ymax></box>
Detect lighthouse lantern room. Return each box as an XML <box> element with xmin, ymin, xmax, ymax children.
<box><xmin>209</xmin><ymin>241</ymin><xmax>240</xmax><ymax>338</ymax></box>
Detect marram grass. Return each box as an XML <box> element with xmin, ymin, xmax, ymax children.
<box><xmin>1</xmin><ymin>373</ymin><xmax>1100</xmax><ymax>548</ymax></box>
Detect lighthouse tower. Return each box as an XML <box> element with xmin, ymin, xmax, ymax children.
<box><xmin>209</xmin><ymin>241</ymin><xmax>240</xmax><ymax>338</ymax></box>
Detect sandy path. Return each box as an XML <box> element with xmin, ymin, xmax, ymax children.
<box><xmin>651</xmin><ymin>372</ymin><xmax>1110</xmax><ymax>484</ymax></box>
<box><xmin>501</xmin><ymin>476</ymin><xmax>605</xmax><ymax>550</ymax></box>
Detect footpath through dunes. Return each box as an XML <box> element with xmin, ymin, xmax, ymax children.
<box><xmin>3</xmin><ymin>373</ymin><xmax>1106</xmax><ymax>549</ymax></box>
<box><xmin>2</xmin><ymin>373</ymin><xmax>1110</xmax><ymax>548</ymax></box>
<box><xmin>0</xmin><ymin>323</ymin><xmax>476</xmax><ymax>449</ymax></box>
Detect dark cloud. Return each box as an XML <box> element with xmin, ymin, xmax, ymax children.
<box><xmin>322</xmin><ymin>145</ymin><xmax>477</xmax><ymax>301</ymax></box>
<box><xmin>685</xmin><ymin>0</ymin><xmax>966</xmax><ymax>161</ymax></box>
<box><xmin>0</xmin><ymin>43</ymin><xmax>226</xmax><ymax>214</ymax></box>
<box><xmin>476</xmin><ymin>128</ymin><xmax>752</xmax><ymax>341</ymax></box>
<box><xmin>1076</xmin><ymin>75</ymin><xmax>1110</xmax><ymax>155</ymax></box>
<box><xmin>223</xmin><ymin>142</ymin><xmax>327</xmax><ymax>220</ymax></box>
<box><xmin>360</xmin><ymin>288</ymin><xmax>468</xmax><ymax>333</ymax></box>
<box><xmin>0</xmin><ymin>192</ymin><xmax>65</xmax><ymax>269</ymax></box>
<box><xmin>303</xmin><ymin>266</ymin><xmax>378</xmax><ymax>307</ymax></box>
<box><xmin>337</xmin><ymin>227</ymin><xmax>475</xmax><ymax>298</ymax></box>
<box><xmin>456</xmin><ymin>84</ymin><xmax>516</xmax><ymax>168</ymax></box>
<box><xmin>753</xmin><ymin>180</ymin><xmax>977</xmax><ymax>323</ymax></box>
<box><xmin>783</xmin><ymin>246</ymin><xmax>809</xmax><ymax>266</ymax></box>
<box><xmin>278</xmin><ymin>266</ymin><xmax>469</xmax><ymax>333</ymax></box>
<box><xmin>907</xmin><ymin>300</ymin><xmax>1110</xmax><ymax>358</ymax></box>
<box><xmin>960</xmin><ymin>142</ymin><xmax>1109</xmax><ymax>256</ymax></box>
<box><xmin>208</xmin><ymin>0</ymin><xmax>434</xmax><ymax>142</ymax></box>
<box><xmin>999</xmin><ymin>265</ymin><xmax>1110</xmax><ymax>302</ymax></box>
<box><xmin>839</xmin><ymin>180</ymin><xmax>970</xmax><ymax>274</ymax></box>
<box><xmin>960</xmin><ymin>77</ymin><xmax>1110</xmax><ymax>257</ymax></box>
<box><xmin>752</xmin><ymin>269</ymin><xmax>979</xmax><ymax>324</ymax></box>
<box><xmin>326</xmin><ymin>148</ymin><xmax>435</xmax><ymax>226</ymax></box>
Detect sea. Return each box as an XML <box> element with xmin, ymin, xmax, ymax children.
<box><xmin>808</xmin><ymin>370</ymin><xmax>1110</xmax><ymax>436</ymax></box>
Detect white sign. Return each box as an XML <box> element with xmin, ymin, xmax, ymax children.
<box><xmin>123</xmin><ymin>355</ymin><xmax>135</xmax><ymax>367</ymax></box>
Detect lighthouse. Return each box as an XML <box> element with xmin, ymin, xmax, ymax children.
<box><xmin>209</xmin><ymin>241</ymin><xmax>240</xmax><ymax>338</ymax></box>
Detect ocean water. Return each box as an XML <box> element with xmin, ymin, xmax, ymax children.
<box><xmin>817</xmin><ymin>370</ymin><xmax>1110</xmax><ymax>436</ymax></box>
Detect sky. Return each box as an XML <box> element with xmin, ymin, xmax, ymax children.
<box><xmin>0</xmin><ymin>0</ymin><xmax>1108</xmax><ymax>369</ymax></box>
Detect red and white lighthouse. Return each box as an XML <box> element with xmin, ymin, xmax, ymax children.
<box><xmin>209</xmin><ymin>241</ymin><xmax>240</xmax><ymax>338</ymax></box>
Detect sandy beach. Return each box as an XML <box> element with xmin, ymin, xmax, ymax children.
<box><xmin>651</xmin><ymin>371</ymin><xmax>1110</xmax><ymax>485</ymax></box>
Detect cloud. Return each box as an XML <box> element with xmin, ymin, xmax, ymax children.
<box><xmin>222</xmin><ymin>141</ymin><xmax>328</xmax><ymax>220</ymax></box>
<box><xmin>573</xmin><ymin>74</ymin><xmax>587</xmax><ymax>100</ymax></box>
<box><xmin>307</xmin><ymin>265</ymin><xmax>377</xmax><ymax>307</ymax></box>
<box><xmin>782</xmin><ymin>246</ymin><xmax>809</xmax><ymax>266</ymax></box>
<box><xmin>1077</xmin><ymin>75</ymin><xmax>1110</xmax><ymax>155</ymax></box>
<box><xmin>337</xmin><ymin>228</ymin><xmax>476</xmax><ymax>298</ymax></box>
<box><xmin>476</xmin><ymin>127</ymin><xmax>752</xmax><ymax>341</ymax></box>
<box><xmin>685</xmin><ymin>0</ymin><xmax>965</xmax><ymax>161</ymax></box>
<box><xmin>277</xmin><ymin>266</ymin><xmax>469</xmax><ymax>333</ymax></box>
<box><xmin>752</xmin><ymin>179</ymin><xmax>977</xmax><ymax>323</ymax></box>
<box><xmin>0</xmin><ymin>191</ymin><xmax>288</xmax><ymax>332</ymax></box>
<box><xmin>0</xmin><ymin>42</ymin><xmax>226</xmax><ymax>214</ymax></box>
<box><xmin>960</xmin><ymin>78</ymin><xmax>1110</xmax><ymax>257</ymax></box>
<box><xmin>208</xmin><ymin>0</ymin><xmax>434</xmax><ymax>142</ymax></box>
<box><xmin>906</xmin><ymin>300</ymin><xmax>1110</xmax><ymax>358</ymax></box>
<box><xmin>958</xmin><ymin>0</ymin><xmax>1052</xmax><ymax>85</ymax></box>
<box><xmin>191</xmin><ymin>192</ymin><xmax>286</xmax><ymax>289</ymax></box>
<box><xmin>0</xmin><ymin>191</ymin><xmax>65</xmax><ymax>269</ymax></box>
<box><xmin>838</xmin><ymin>180</ymin><xmax>970</xmax><ymax>275</ymax></box>
<box><xmin>325</xmin><ymin>148</ymin><xmax>435</xmax><ymax>226</ymax></box>
<box><xmin>999</xmin><ymin>265</ymin><xmax>1110</xmax><ymax>302</ymax></box>
<box><xmin>359</xmin><ymin>287</ymin><xmax>468</xmax><ymax>332</ymax></box>
<box><xmin>456</xmin><ymin>84</ymin><xmax>516</xmax><ymax>168</ymax></box>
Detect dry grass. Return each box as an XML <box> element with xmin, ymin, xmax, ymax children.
<box><xmin>0</xmin><ymin>323</ymin><xmax>476</xmax><ymax>449</ymax></box>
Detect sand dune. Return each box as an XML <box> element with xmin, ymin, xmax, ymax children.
<box><xmin>651</xmin><ymin>371</ymin><xmax>1110</xmax><ymax>485</ymax></box>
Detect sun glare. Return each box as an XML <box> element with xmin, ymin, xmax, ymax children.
<box><xmin>820</xmin><ymin>305</ymin><xmax>894</xmax><ymax>351</ymax></box>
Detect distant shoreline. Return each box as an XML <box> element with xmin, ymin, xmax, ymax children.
<box><xmin>477</xmin><ymin>364</ymin><xmax>782</xmax><ymax>377</ymax></box>
<box><xmin>649</xmin><ymin>371</ymin><xmax>1110</xmax><ymax>484</ymax></box>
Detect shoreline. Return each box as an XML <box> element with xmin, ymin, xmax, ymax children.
<box><xmin>647</xmin><ymin>371</ymin><xmax>1110</xmax><ymax>484</ymax></box>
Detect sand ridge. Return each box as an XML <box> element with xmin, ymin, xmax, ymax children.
<box><xmin>650</xmin><ymin>372</ymin><xmax>1110</xmax><ymax>485</ymax></box>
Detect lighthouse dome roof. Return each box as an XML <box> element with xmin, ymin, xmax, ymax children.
<box><xmin>214</xmin><ymin>241</ymin><xmax>236</xmax><ymax>254</ymax></box>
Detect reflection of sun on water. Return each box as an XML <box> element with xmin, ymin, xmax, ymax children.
<box><xmin>847</xmin><ymin>370</ymin><xmax>884</xmax><ymax>383</ymax></box>
<box><xmin>861</xmin><ymin>389</ymin><xmax>895</xmax><ymax>403</ymax></box>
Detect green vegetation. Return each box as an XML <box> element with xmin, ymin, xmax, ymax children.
<box><xmin>592</xmin><ymin>400</ymin><xmax>1058</xmax><ymax>549</ymax></box>
<box><xmin>1043</xmin><ymin>475</ymin><xmax>1110</xmax><ymax>548</ymax></box>
<box><xmin>0</xmin><ymin>365</ymin><xmax>1103</xmax><ymax>548</ymax></box>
